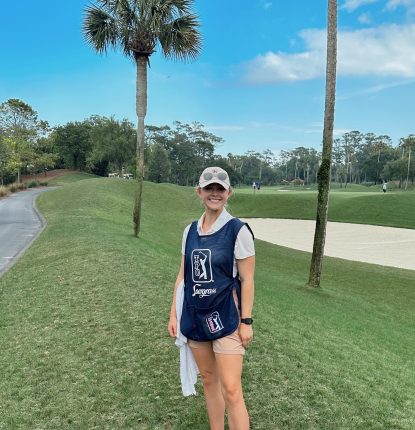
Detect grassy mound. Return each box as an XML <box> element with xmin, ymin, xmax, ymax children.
<box><xmin>48</xmin><ymin>171</ymin><xmax>99</xmax><ymax>185</ymax></box>
<box><xmin>0</xmin><ymin>178</ymin><xmax>414</xmax><ymax>429</ymax></box>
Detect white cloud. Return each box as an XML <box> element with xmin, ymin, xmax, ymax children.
<box><xmin>338</xmin><ymin>79</ymin><xmax>415</xmax><ymax>99</ymax></box>
<box><xmin>334</xmin><ymin>128</ymin><xmax>352</xmax><ymax>136</ymax></box>
<box><xmin>341</xmin><ymin>0</ymin><xmax>380</xmax><ymax>12</ymax></box>
<box><xmin>358</xmin><ymin>12</ymin><xmax>372</xmax><ymax>23</ymax></box>
<box><xmin>243</xmin><ymin>50</ymin><xmax>325</xmax><ymax>84</ymax></box>
<box><xmin>243</xmin><ymin>24</ymin><xmax>415</xmax><ymax>84</ymax></box>
<box><xmin>385</xmin><ymin>0</ymin><xmax>415</xmax><ymax>13</ymax></box>
<box><xmin>341</xmin><ymin>0</ymin><xmax>415</xmax><ymax>13</ymax></box>
<box><xmin>339</xmin><ymin>24</ymin><xmax>415</xmax><ymax>76</ymax></box>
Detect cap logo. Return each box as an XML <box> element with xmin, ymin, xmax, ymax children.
<box><xmin>199</xmin><ymin>167</ymin><xmax>230</xmax><ymax>189</ymax></box>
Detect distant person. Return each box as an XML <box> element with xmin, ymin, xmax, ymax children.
<box><xmin>257</xmin><ymin>181</ymin><xmax>261</xmax><ymax>191</ymax></box>
<box><xmin>168</xmin><ymin>166</ymin><xmax>255</xmax><ymax>430</ymax></box>
<box><xmin>383</xmin><ymin>182</ymin><xmax>387</xmax><ymax>193</ymax></box>
<box><xmin>252</xmin><ymin>181</ymin><xmax>256</xmax><ymax>192</ymax></box>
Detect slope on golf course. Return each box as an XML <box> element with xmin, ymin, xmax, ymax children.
<box><xmin>0</xmin><ymin>175</ymin><xmax>414</xmax><ymax>429</ymax></box>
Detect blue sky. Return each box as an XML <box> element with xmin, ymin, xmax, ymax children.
<box><xmin>1</xmin><ymin>0</ymin><xmax>414</xmax><ymax>156</ymax></box>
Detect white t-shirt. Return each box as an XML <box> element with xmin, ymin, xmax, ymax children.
<box><xmin>181</xmin><ymin>208</ymin><xmax>255</xmax><ymax>277</ymax></box>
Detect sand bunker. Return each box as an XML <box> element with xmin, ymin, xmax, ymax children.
<box><xmin>242</xmin><ymin>219</ymin><xmax>415</xmax><ymax>271</ymax></box>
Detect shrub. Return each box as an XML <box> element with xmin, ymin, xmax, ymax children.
<box><xmin>0</xmin><ymin>186</ymin><xmax>8</xmax><ymax>197</ymax></box>
<box><xmin>39</xmin><ymin>181</ymin><xmax>48</xmax><ymax>186</ymax></box>
<box><xmin>8</xmin><ymin>183</ymin><xmax>19</xmax><ymax>192</ymax></box>
<box><xmin>28</xmin><ymin>180</ymin><xmax>40</xmax><ymax>188</ymax></box>
<box><xmin>18</xmin><ymin>182</ymin><xmax>28</xmax><ymax>190</ymax></box>
<box><xmin>291</xmin><ymin>178</ymin><xmax>305</xmax><ymax>186</ymax></box>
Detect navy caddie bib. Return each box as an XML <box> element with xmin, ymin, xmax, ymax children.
<box><xmin>180</xmin><ymin>217</ymin><xmax>250</xmax><ymax>341</ymax></box>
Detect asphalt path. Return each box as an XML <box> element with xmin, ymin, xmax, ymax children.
<box><xmin>243</xmin><ymin>218</ymin><xmax>415</xmax><ymax>271</ymax></box>
<box><xmin>0</xmin><ymin>188</ymin><xmax>53</xmax><ymax>277</ymax></box>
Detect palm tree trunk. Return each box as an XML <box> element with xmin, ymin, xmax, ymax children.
<box><xmin>308</xmin><ymin>0</ymin><xmax>337</xmax><ymax>288</ymax></box>
<box><xmin>405</xmin><ymin>147</ymin><xmax>411</xmax><ymax>191</ymax></box>
<box><xmin>133</xmin><ymin>56</ymin><xmax>148</xmax><ymax>237</ymax></box>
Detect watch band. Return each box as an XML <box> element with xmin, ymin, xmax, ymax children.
<box><xmin>240</xmin><ymin>318</ymin><xmax>253</xmax><ymax>325</ymax></box>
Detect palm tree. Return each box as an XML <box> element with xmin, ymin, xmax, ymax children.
<box><xmin>83</xmin><ymin>0</ymin><xmax>201</xmax><ymax>237</ymax></box>
<box><xmin>401</xmin><ymin>135</ymin><xmax>415</xmax><ymax>191</ymax></box>
<box><xmin>308</xmin><ymin>0</ymin><xmax>338</xmax><ymax>288</ymax></box>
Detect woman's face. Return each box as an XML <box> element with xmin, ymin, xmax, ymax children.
<box><xmin>197</xmin><ymin>183</ymin><xmax>232</xmax><ymax>212</ymax></box>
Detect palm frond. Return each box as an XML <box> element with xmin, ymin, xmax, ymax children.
<box><xmin>83</xmin><ymin>5</ymin><xmax>118</xmax><ymax>53</ymax></box>
<box><xmin>158</xmin><ymin>14</ymin><xmax>201</xmax><ymax>61</ymax></box>
<box><xmin>95</xmin><ymin>0</ymin><xmax>137</xmax><ymax>29</ymax></box>
<box><xmin>116</xmin><ymin>0</ymin><xmax>136</xmax><ymax>24</ymax></box>
<box><xmin>96</xmin><ymin>0</ymin><xmax>124</xmax><ymax>12</ymax></box>
<box><xmin>152</xmin><ymin>0</ymin><xmax>193</xmax><ymax>16</ymax></box>
<box><xmin>166</xmin><ymin>0</ymin><xmax>194</xmax><ymax>15</ymax></box>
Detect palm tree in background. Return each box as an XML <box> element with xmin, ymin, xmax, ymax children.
<box><xmin>308</xmin><ymin>0</ymin><xmax>338</xmax><ymax>288</ymax></box>
<box><xmin>400</xmin><ymin>135</ymin><xmax>415</xmax><ymax>191</ymax></box>
<box><xmin>83</xmin><ymin>0</ymin><xmax>201</xmax><ymax>237</ymax></box>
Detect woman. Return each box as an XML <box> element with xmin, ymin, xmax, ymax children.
<box><xmin>168</xmin><ymin>167</ymin><xmax>255</xmax><ymax>430</ymax></box>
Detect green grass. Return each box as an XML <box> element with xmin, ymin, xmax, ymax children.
<box><xmin>48</xmin><ymin>172</ymin><xmax>98</xmax><ymax>185</ymax></box>
<box><xmin>0</xmin><ymin>177</ymin><xmax>414</xmax><ymax>429</ymax></box>
<box><xmin>230</xmin><ymin>188</ymin><xmax>415</xmax><ymax>229</ymax></box>
<box><xmin>235</xmin><ymin>183</ymin><xmax>379</xmax><ymax>193</ymax></box>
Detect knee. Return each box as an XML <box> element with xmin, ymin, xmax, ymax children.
<box><xmin>221</xmin><ymin>383</ymin><xmax>243</xmax><ymax>407</ymax></box>
<box><xmin>199</xmin><ymin>369</ymin><xmax>219</xmax><ymax>389</ymax></box>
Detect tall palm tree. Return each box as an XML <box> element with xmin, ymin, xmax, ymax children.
<box><xmin>308</xmin><ymin>0</ymin><xmax>338</xmax><ymax>288</ymax></box>
<box><xmin>401</xmin><ymin>135</ymin><xmax>415</xmax><ymax>191</ymax></box>
<box><xmin>83</xmin><ymin>0</ymin><xmax>201</xmax><ymax>237</ymax></box>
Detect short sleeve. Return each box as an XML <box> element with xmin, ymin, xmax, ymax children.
<box><xmin>181</xmin><ymin>224</ymin><xmax>191</xmax><ymax>255</ymax></box>
<box><xmin>234</xmin><ymin>224</ymin><xmax>255</xmax><ymax>259</ymax></box>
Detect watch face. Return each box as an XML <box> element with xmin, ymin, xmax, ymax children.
<box><xmin>241</xmin><ymin>318</ymin><xmax>253</xmax><ymax>325</ymax></box>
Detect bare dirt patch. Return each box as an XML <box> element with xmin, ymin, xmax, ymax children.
<box><xmin>21</xmin><ymin>169</ymin><xmax>77</xmax><ymax>183</ymax></box>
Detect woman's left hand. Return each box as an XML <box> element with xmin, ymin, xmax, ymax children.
<box><xmin>239</xmin><ymin>324</ymin><xmax>253</xmax><ymax>348</ymax></box>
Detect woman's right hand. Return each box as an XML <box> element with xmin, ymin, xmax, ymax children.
<box><xmin>168</xmin><ymin>315</ymin><xmax>177</xmax><ymax>338</ymax></box>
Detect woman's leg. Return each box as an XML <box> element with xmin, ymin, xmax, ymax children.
<box><xmin>215</xmin><ymin>353</ymin><xmax>249</xmax><ymax>430</ymax></box>
<box><xmin>190</xmin><ymin>345</ymin><xmax>225</xmax><ymax>430</ymax></box>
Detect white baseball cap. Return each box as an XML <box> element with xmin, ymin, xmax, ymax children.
<box><xmin>198</xmin><ymin>167</ymin><xmax>230</xmax><ymax>190</ymax></box>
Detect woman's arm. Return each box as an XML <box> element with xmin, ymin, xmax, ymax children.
<box><xmin>236</xmin><ymin>255</ymin><xmax>255</xmax><ymax>347</ymax></box>
<box><xmin>167</xmin><ymin>255</ymin><xmax>185</xmax><ymax>338</ymax></box>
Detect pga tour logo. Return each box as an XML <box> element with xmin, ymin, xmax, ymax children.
<box><xmin>192</xmin><ymin>249</ymin><xmax>213</xmax><ymax>283</ymax></box>
<box><xmin>206</xmin><ymin>311</ymin><xmax>224</xmax><ymax>334</ymax></box>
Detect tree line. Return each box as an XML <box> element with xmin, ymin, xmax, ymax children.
<box><xmin>1</xmin><ymin>98</ymin><xmax>414</xmax><ymax>189</ymax></box>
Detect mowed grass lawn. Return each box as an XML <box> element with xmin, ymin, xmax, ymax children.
<box><xmin>230</xmin><ymin>186</ymin><xmax>415</xmax><ymax>229</ymax></box>
<box><xmin>0</xmin><ymin>175</ymin><xmax>414</xmax><ymax>429</ymax></box>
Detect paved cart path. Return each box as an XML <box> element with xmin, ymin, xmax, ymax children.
<box><xmin>0</xmin><ymin>188</ymin><xmax>52</xmax><ymax>277</ymax></box>
<box><xmin>242</xmin><ymin>218</ymin><xmax>415</xmax><ymax>271</ymax></box>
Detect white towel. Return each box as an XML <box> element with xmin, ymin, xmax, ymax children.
<box><xmin>175</xmin><ymin>280</ymin><xmax>199</xmax><ymax>396</ymax></box>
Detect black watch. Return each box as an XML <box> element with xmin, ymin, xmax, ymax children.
<box><xmin>241</xmin><ymin>318</ymin><xmax>253</xmax><ymax>325</ymax></box>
